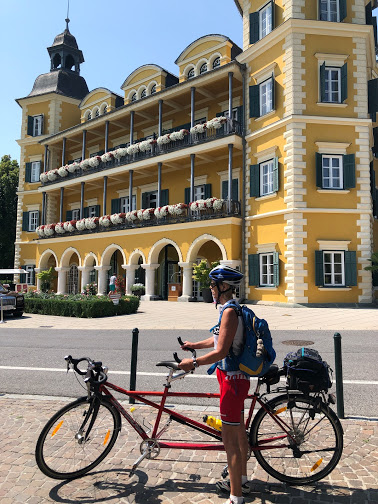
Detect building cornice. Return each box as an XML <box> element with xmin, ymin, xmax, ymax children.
<box><xmin>16</xmin><ymin>92</ymin><xmax>81</xmax><ymax>108</ymax></box>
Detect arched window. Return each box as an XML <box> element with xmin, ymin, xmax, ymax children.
<box><xmin>151</xmin><ymin>84</ymin><xmax>157</xmax><ymax>94</ymax></box>
<box><xmin>141</xmin><ymin>88</ymin><xmax>147</xmax><ymax>99</ymax></box>
<box><xmin>212</xmin><ymin>57</ymin><xmax>220</xmax><ymax>69</ymax></box>
<box><xmin>86</xmin><ymin>111</ymin><xmax>92</xmax><ymax>121</ymax></box>
<box><xmin>103</xmin><ymin>105</ymin><xmax>107</xmax><ymax>114</ymax></box>
<box><xmin>65</xmin><ymin>54</ymin><xmax>75</xmax><ymax>71</ymax></box>
<box><xmin>131</xmin><ymin>92</ymin><xmax>137</xmax><ymax>102</ymax></box>
<box><xmin>200</xmin><ymin>63</ymin><xmax>208</xmax><ymax>74</ymax></box>
<box><xmin>94</xmin><ymin>109</ymin><xmax>100</xmax><ymax>117</ymax></box>
<box><xmin>67</xmin><ymin>264</ymin><xmax>79</xmax><ymax>294</ymax></box>
<box><xmin>187</xmin><ymin>67</ymin><xmax>195</xmax><ymax>79</ymax></box>
<box><xmin>53</xmin><ymin>54</ymin><xmax>61</xmax><ymax>69</ymax></box>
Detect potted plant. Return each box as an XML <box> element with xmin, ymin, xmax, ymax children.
<box><xmin>192</xmin><ymin>260</ymin><xmax>220</xmax><ymax>303</ymax></box>
<box><xmin>131</xmin><ymin>283</ymin><xmax>145</xmax><ymax>298</ymax></box>
<box><xmin>36</xmin><ymin>267</ymin><xmax>56</xmax><ymax>293</ymax></box>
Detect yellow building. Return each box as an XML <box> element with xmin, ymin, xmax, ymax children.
<box><xmin>15</xmin><ymin>2</ymin><xmax>378</xmax><ymax>304</ymax></box>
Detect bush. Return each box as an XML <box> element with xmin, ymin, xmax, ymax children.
<box><xmin>24</xmin><ymin>294</ymin><xmax>140</xmax><ymax>318</ymax></box>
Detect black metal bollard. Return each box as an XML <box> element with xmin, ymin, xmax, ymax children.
<box><xmin>129</xmin><ymin>327</ymin><xmax>139</xmax><ymax>404</ymax></box>
<box><xmin>333</xmin><ymin>332</ymin><xmax>345</xmax><ymax>419</ymax></box>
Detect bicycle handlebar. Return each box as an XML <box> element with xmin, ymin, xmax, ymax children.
<box><xmin>173</xmin><ymin>336</ymin><xmax>196</xmax><ymax>364</ymax></box>
<box><xmin>65</xmin><ymin>355</ymin><xmax>107</xmax><ymax>385</ymax></box>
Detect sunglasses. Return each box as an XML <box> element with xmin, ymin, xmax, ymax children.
<box><xmin>210</xmin><ymin>282</ymin><xmax>217</xmax><ymax>288</ymax></box>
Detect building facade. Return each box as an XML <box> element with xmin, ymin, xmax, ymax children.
<box><xmin>15</xmin><ymin>1</ymin><xmax>378</xmax><ymax>304</ymax></box>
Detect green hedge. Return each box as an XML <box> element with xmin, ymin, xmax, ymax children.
<box><xmin>24</xmin><ymin>295</ymin><xmax>140</xmax><ymax>318</ymax></box>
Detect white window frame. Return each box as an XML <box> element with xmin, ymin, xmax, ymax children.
<box><xmin>260</xmin><ymin>253</ymin><xmax>274</xmax><ymax>286</ymax></box>
<box><xmin>259</xmin><ymin>2</ymin><xmax>273</xmax><ymax>39</ymax></box>
<box><xmin>260</xmin><ymin>160</ymin><xmax>274</xmax><ymax>196</ymax></box>
<box><xmin>320</xmin><ymin>0</ymin><xmax>339</xmax><ymax>22</ymax></box>
<box><xmin>28</xmin><ymin>211</ymin><xmax>39</xmax><ymax>231</ymax></box>
<box><xmin>146</xmin><ymin>191</ymin><xmax>158</xmax><ymax>208</ymax></box>
<box><xmin>212</xmin><ymin>57</ymin><xmax>220</xmax><ymax>69</ymax></box>
<box><xmin>30</xmin><ymin>161</ymin><xmax>41</xmax><ymax>183</ymax></box>
<box><xmin>194</xmin><ymin>184</ymin><xmax>205</xmax><ymax>200</ymax></box>
<box><xmin>120</xmin><ymin>195</ymin><xmax>136</xmax><ymax>213</ymax></box>
<box><xmin>323</xmin><ymin>251</ymin><xmax>345</xmax><ymax>286</ymax></box>
<box><xmin>25</xmin><ymin>265</ymin><xmax>35</xmax><ymax>285</ymax></box>
<box><xmin>88</xmin><ymin>205</ymin><xmax>97</xmax><ymax>218</ymax></box>
<box><xmin>187</xmin><ymin>67</ymin><xmax>195</xmax><ymax>79</ymax></box>
<box><xmin>199</xmin><ymin>63</ymin><xmax>208</xmax><ymax>74</ymax></box>
<box><xmin>322</xmin><ymin>154</ymin><xmax>343</xmax><ymax>189</ymax></box>
<box><xmin>260</xmin><ymin>78</ymin><xmax>273</xmax><ymax>116</ymax></box>
<box><xmin>33</xmin><ymin>115</ymin><xmax>43</xmax><ymax>136</ymax></box>
<box><xmin>324</xmin><ymin>67</ymin><xmax>341</xmax><ymax>103</ymax></box>
<box><xmin>72</xmin><ymin>209</ymin><xmax>80</xmax><ymax>221</ymax></box>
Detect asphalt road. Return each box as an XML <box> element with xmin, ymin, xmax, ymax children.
<box><xmin>0</xmin><ymin>328</ymin><xmax>377</xmax><ymax>418</ymax></box>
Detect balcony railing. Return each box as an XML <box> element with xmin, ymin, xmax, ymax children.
<box><xmin>36</xmin><ymin>200</ymin><xmax>241</xmax><ymax>240</ymax></box>
<box><xmin>41</xmin><ymin>119</ymin><xmax>242</xmax><ymax>186</ymax></box>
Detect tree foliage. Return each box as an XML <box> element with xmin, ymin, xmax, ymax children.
<box><xmin>0</xmin><ymin>155</ymin><xmax>19</xmax><ymax>268</ymax></box>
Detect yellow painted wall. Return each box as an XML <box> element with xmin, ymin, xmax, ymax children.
<box><xmin>60</xmin><ymin>102</ymin><xmax>81</xmax><ymax>131</ymax></box>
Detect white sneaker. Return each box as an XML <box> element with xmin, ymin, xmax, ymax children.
<box><xmin>223</xmin><ymin>498</ymin><xmax>245</xmax><ymax>504</ymax></box>
<box><xmin>216</xmin><ymin>478</ymin><xmax>250</xmax><ymax>495</ymax></box>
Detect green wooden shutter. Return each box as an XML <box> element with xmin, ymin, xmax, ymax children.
<box><xmin>249</xmin><ymin>85</ymin><xmax>260</xmax><ymax>118</ymax></box>
<box><xmin>343</xmin><ymin>154</ymin><xmax>355</xmax><ymax>189</ymax></box>
<box><xmin>273</xmin><ymin>251</ymin><xmax>279</xmax><ymax>287</ymax></box>
<box><xmin>339</xmin><ymin>0</ymin><xmax>347</xmax><ymax>21</ymax></box>
<box><xmin>204</xmin><ymin>184</ymin><xmax>212</xmax><ymax>198</ymax></box>
<box><xmin>111</xmin><ymin>198</ymin><xmax>120</xmax><ymax>214</ymax></box>
<box><xmin>368</xmin><ymin>78</ymin><xmax>378</xmax><ymax>121</ymax></box>
<box><xmin>315</xmin><ymin>251</ymin><xmax>324</xmax><ymax>286</ymax></box>
<box><xmin>272</xmin><ymin>157</ymin><xmax>279</xmax><ymax>192</ymax></box>
<box><xmin>22</xmin><ymin>212</ymin><xmax>29</xmax><ymax>231</ymax></box>
<box><xmin>94</xmin><ymin>205</ymin><xmax>100</xmax><ymax>217</ymax></box>
<box><xmin>27</xmin><ymin>116</ymin><xmax>34</xmax><ymax>136</ymax></box>
<box><xmin>250</xmin><ymin>164</ymin><xmax>260</xmax><ymax>197</ymax></box>
<box><xmin>320</xmin><ymin>62</ymin><xmax>326</xmax><ymax>102</ymax></box>
<box><xmin>271</xmin><ymin>0</ymin><xmax>275</xmax><ymax>28</ymax></box>
<box><xmin>222</xmin><ymin>180</ymin><xmax>228</xmax><ymax>199</ymax></box>
<box><xmin>316</xmin><ymin>153</ymin><xmax>323</xmax><ymax>188</ymax></box>
<box><xmin>142</xmin><ymin>192</ymin><xmax>148</xmax><ymax>208</ymax></box>
<box><xmin>248</xmin><ymin>254</ymin><xmax>259</xmax><ymax>286</ymax></box>
<box><xmin>40</xmin><ymin>115</ymin><xmax>44</xmax><ymax>135</ymax></box>
<box><xmin>66</xmin><ymin>210</ymin><xmax>72</xmax><ymax>221</ymax></box>
<box><xmin>271</xmin><ymin>73</ymin><xmax>275</xmax><ymax>110</ymax></box>
<box><xmin>38</xmin><ymin>210</ymin><xmax>41</xmax><ymax>225</ymax></box>
<box><xmin>84</xmin><ymin>207</ymin><xmax>89</xmax><ymax>218</ymax></box>
<box><xmin>222</xmin><ymin>180</ymin><xmax>239</xmax><ymax>200</ymax></box>
<box><xmin>341</xmin><ymin>62</ymin><xmax>347</xmax><ymax>102</ymax></box>
<box><xmin>20</xmin><ymin>273</ymin><xmax>26</xmax><ymax>283</ymax></box>
<box><xmin>184</xmin><ymin>187</ymin><xmax>190</xmax><ymax>204</ymax></box>
<box><xmin>25</xmin><ymin>162</ymin><xmax>32</xmax><ymax>183</ymax></box>
<box><xmin>249</xmin><ymin>12</ymin><xmax>259</xmax><ymax>44</ymax></box>
<box><xmin>236</xmin><ymin>106</ymin><xmax>243</xmax><ymax>125</ymax></box>
<box><xmin>161</xmin><ymin>189</ymin><xmax>169</xmax><ymax>206</ymax></box>
<box><xmin>366</xmin><ymin>2</ymin><xmax>373</xmax><ymax>25</ymax></box>
<box><xmin>344</xmin><ymin>251</ymin><xmax>357</xmax><ymax>286</ymax></box>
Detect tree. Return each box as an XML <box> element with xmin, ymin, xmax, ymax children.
<box><xmin>0</xmin><ymin>155</ymin><xmax>19</xmax><ymax>268</ymax></box>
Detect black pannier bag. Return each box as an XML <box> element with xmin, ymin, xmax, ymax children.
<box><xmin>284</xmin><ymin>347</ymin><xmax>332</xmax><ymax>394</ymax></box>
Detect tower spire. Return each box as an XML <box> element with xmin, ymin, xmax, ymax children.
<box><xmin>65</xmin><ymin>0</ymin><xmax>70</xmax><ymax>31</ymax></box>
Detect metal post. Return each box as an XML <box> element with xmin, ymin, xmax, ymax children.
<box><xmin>157</xmin><ymin>162</ymin><xmax>162</xmax><ymax>207</ymax></box>
<box><xmin>158</xmin><ymin>100</ymin><xmax>163</xmax><ymax>138</ymax></box>
<box><xmin>190</xmin><ymin>154</ymin><xmax>195</xmax><ymax>203</ymax></box>
<box><xmin>105</xmin><ymin>121</ymin><xmax>109</xmax><ymax>153</ymax></box>
<box><xmin>60</xmin><ymin>187</ymin><xmax>64</xmax><ymax>223</ymax></box>
<box><xmin>62</xmin><ymin>137</ymin><xmax>66</xmax><ymax>166</ymax></box>
<box><xmin>190</xmin><ymin>87</ymin><xmax>195</xmax><ymax>128</ymax></box>
<box><xmin>130</xmin><ymin>111</ymin><xmax>134</xmax><ymax>145</ymax></box>
<box><xmin>129</xmin><ymin>327</ymin><xmax>139</xmax><ymax>404</ymax></box>
<box><xmin>333</xmin><ymin>332</ymin><xmax>345</xmax><ymax>419</ymax></box>
<box><xmin>0</xmin><ymin>296</ymin><xmax>4</xmax><ymax>324</ymax></box>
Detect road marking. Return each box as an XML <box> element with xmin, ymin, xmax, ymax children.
<box><xmin>0</xmin><ymin>366</ymin><xmax>377</xmax><ymax>385</ymax></box>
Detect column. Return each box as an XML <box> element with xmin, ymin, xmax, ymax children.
<box><xmin>228</xmin><ymin>71</ymin><xmax>234</xmax><ymax>132</ymax></box>
<box><xmin>55</xmin><ymin>267</ymin><xmax>70</xmax><ymax>294</ymax></box>
<box><xmin>44</xmin><ymin>145</ymin><xmax>49</xmax><ymax>171</ymax></box>
<box><xmin>95</xmin><ymin>265</ymin><xmax>111</xmax><ymax>295</ymax></box>
<box><xmin>157</xmin><ymin>162</ymin><xmax>162</xmax><ymax>207</ymax></box>
<box><xmin>103</xmin><ymin>176</ymin><xmax>108</xmax><ymax>215</ymax></box>
<box><xmin>130</xmin><ymin>111</ymin><xmax>134</xmax><ymax>145</ymax></box>
<box><xmin>34</xmin><ymin>268</ymin><xmax>41</xmax><ymax>291</ymax></box>
<box><xmin>191</xmin><ymin>87</ymin><xmax>196</xmax><ymax>128</ymax></box>
<box><xmin>190</xmin><ymin>154</ymin><xmax>195</xmax><ymax>202</ymax></box>
<box><xmin>62</xmin><ymin>137</ymin><xmax>66</xmax><ymax>166</ymax></box>
<box><xmin>80</xmin><ymin>182</ymin><xmax>85</xmax><ymax>219</ymax></box>
<box><xmin>129</xmin><ymin>170</ymin><xmax>133</xmax><ymax>210</ymax></box>
<box><xmin>105</xmin><ymin>121</ymin><xmax>109</xmax><ymax>153</ymax></box>
<box><xmin>123</xmin><ymin>265</ymin><xmax>138</xmax><ymax>295</ymax></box>
<box><xmin>228</xmin><ymin>143</ymin><xmax>233</xmax><ymax>213</ymax></box>
<box><xmin>78</xmin><ymin>266</ymin><xmax>91</xmax><ymax>292</ymax></box>
<box><xmin>59</xmin><ymin>187</ymin><xmax>64</xmax><ymax>222</ymax></box>
<box><xmin>141</xmin><ymin>264</ymin><xmax>159</xmax><ymax>300</ymax></box>
<box><xmin>41</xmin><ymin>192</ymin><xmax>46</xmax><ymax>225</ymax></box>
<box><xmin>158</xmin><ymin>100</ymin><xmax>163</xmax><ymax>137</ymax></box>
<box><xmin>178</xmin><ymin>262</ymin><xmax>194</xmax><ymax>302</ymax></box>
<box><xmin>82</xmin><ymin>129</ymin><xmax>87</xmax><ymax>161</ymax></box>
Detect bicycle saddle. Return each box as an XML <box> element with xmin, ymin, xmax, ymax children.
<box><xmin>156</xmin><ymin>361</ymin><xmax>181</xmax><ymax>370</ymax></box>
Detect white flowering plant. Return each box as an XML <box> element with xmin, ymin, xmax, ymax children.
<box><xmin>190</xmin><ymin>123</ymin><xmax>206</xmax><ymax>134</ymax></box>
<box><xmin>139</xmin><ymin>139</ymin><xmax>156</xmax><ymax>152</ymax></box>
<box><xmin>206</xmin><ymin>116</ymin><xmax>227</xmax><ymax>129</ymax></box>
<box><xmin>67</xmin><ymin>162</ymin><xmax>80</xmax><ymax>173</ymax></box>
<box><xmin>169</xmin><ymin>129</ymin><xmax>189</xmax><ymax>141</ymax></box>
<box><xmin>101</xmin><ymin>152</ymin><xmax>114</xmax><ymax>163</ymax></box>
<box><xmin>89</xmin><ymin>156</ymin><xmax>101</xmax><ymax>168</ymax></box>
<box><xmin>40</xmin><ymin>172</ymin><xmax>49</xmax><ymax>183</ymax></box>
<box><xmin>76</xmin><ymin>219</ymin><xmax>86</xmax><ymax>231</ymax></box>
<box><xmin>157</xmin><ymin>133</ymin><xmax>171</xmax><ymax>145</ymax></box>
<box><xmin>99</xmin><ymin>215</ymin><xmax>111</xmax><ymax>227</ymax></box>
<box><xmin>63</xmin><ymin>220</ymin><xmax>76</xmax><ymax>232</ymax></box>
<box><xmin>113</xmin><ymin>147</ymin><xmax>128</xmax><ymax>159</ymax></box>
<box><xmin>55</xmin><ymin>222</ymin><xmax>65</xmax><ymax>234</ymax></box>
<box><xmin>44</xmin><ymin>224</ymin><xmax>55</xmax><ymax>236</ymax></box>
<box><xmin>110</xmin><ymin>213</ymin><xmax>125</xmax><ymax>225</ymax></box>
<box><xmin>47</xmin><ymin>170</ymin><xmax>58</xmax><ymax>181</ymax></box>
<box><xmin>127</xmin><ymin>143</ymin><xmax>140</xmax><ymax>155</ymax></box>
<box><xmin>85</xmin><ymin>217</ymin><xmax>99</xmax><ymax>230</ymax></box>
<box><xmin>58</xmin><ymin>166</ymin><xmax>69</xmax><ymax>177</ymax></box>
<box><xmin>80</xmin><ymin>159</ymin><xmax>91</xmax><ymax>170</ymax></box>
<box><xmin>36</xmin><ymin>225</ymin><xmax>45</xmax><ymax>237</ymax></box>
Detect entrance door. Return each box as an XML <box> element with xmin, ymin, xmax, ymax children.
<box><xmin>157</xmin><ymin>245</ymin><xmax>180</xmax><ymax>300</ymax></box>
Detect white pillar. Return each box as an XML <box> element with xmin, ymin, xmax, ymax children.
<box><xmin>95</xmin><ymin>266</ymin><xmax>111</xmax><ymax>296</ymax></box>
<box><xmin>55</xmin><ymin>267</ymin><xmax>69</xmax><ymax>294</ymax></box>
<box><xmin>78</xmin><ymin>266</ymin><xmax>91</xmax><ymax>292</ymax></box>
<box><xmin>123</xmin><ymin>264</ymin><xmax>138</xmax><ymax>295</ymax></box>
<box><xmin>178</xmin><ymin>262</ymin><xmax>194</xmax><ymax>302</ymax></box>
<box><xmin>34</xmin><ymin>268</ymin><xmax>41</xmax><ymax>292</ymax></box>
<box><xmin>141</xmin><ymin>264</ymin><xmax>159</xmax><ymax>301</ymax></box>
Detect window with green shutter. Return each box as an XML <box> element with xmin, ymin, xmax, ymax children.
<box><xmin>250</xmin><ymin>165</ymin><xmax>260</xmax><ymax>197</ymax></box>
<box><xmin>160</xmin><ymin>189</ymin><xmax>169</xmax><ymax>206</ymax></box>
<box><xmin>316</xmin><ymin>153</ymin><xmax>355</xmax><ymax>189</ymax></box>
<box><xmin>320</xmin><ymin>64</ymin><xmax>346</xmax><ymax>103</ymax></box>
<box><xmin>222</xmin><ymin>179</ymin><xmax>239</xmax><ymax>200</ymax></box>
<box><xmin>66</xmin><ymin>210</ymin><xmax>73</xmax><ymax>221</ymax></box>
<box><xmin>341</xmin><ymin>63</ymin><xmax>348</xmax><ymax>102</ymax></box>
<box><xmin>259</xmin><ymin>252</ymin><xmax>278</xmax><ymax>286</ymax></box>
<box><xmin>249</xmin><ymin>12</ymin><xmax>259</xmax><ymax>44</ymax></box>
<box><xmin>343</xmin><ymin>154</ymin><xmax>355</xmax><ymax>189</ymax></box>
<box><xmin>250</xmin><ymin>158</ymin><xmax>279</xmax><ymax>197</ymax></box>
<box><xmin>344</xmin><ymin>251</ymin><xmax>357</xmax><ymax>286</ymax></box>
<box><xmin>368</xmin><ymin>78</ymin><xmax>378</xmax><ymax>121</ymax></box>
<box><xmin>315</xmin><ymin>250</ymin><xmax>356</xmax><ymax>287</ymax></box>
<box><xmin>249</xmin><ymin>85</ymin><xmax>260</xmax><ymax>118</ymax></box>
<box><xmin>248</xmin><ymin>254</ymin><xmax>259</xmax><ymax>286</ymax></box>
<box><xmin>111</xmin><ymin>198</ymin><xmax>121</xmax><ymax>214</ymax></box>
<box><xmin>315</xmin><ymin>250</ymin><xmax>324</xmax><ymax>286</ymax></box>
<box><xmin>184</xmin><ymin>187</ymin><xmax>190</xmax><ymax>204</ymax></box>
<box><xmin>25</xmin><ymin>163</ymin><xmax>32</xmax><ymax>183</ymax></box>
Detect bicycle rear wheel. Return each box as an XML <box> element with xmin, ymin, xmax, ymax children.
<box><xmin>250</xmin><ymin>394</ymin><xmax>343</xmax><ymax>485</ymax></box>
<box><xmin>36</xmin><ymin>396</ymin><xmax>121</xmax><ymax>480</ymax></box>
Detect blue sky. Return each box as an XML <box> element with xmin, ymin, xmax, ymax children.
<box><xmin>0</xmin><ymin>0</ymin><xmax>242</xmax><ymax>163</ymax></box>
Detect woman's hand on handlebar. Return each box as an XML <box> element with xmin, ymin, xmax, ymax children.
<box><xmin>179</xmin><ymin>358</ymin><xmax>195</xmax><ymax>372</ymax></box>
<box><xmin>180</xmin><ymin>341</ymin><xmax>196</xmax><ymax>351</ymax></box>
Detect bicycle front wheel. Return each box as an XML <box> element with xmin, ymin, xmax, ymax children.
<box><xmin>250</xmin><ymin>394</ymin><xmax>343</xmax><ymax>485</ymax></box>
<box><xmin>36</xmin><ymin>396</ymin><xmax>121</xmax><ymax>480</ymax></box>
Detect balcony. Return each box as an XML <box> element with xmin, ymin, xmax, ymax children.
<box><xmin>35</xmin><ymin>199</ymin><xmax>241</xmax><ymax>239</ymax></box>
<box><xmin>40</xmin><ymin>118</ymin><xmax>242</xmax><ymax>186</ymax></box>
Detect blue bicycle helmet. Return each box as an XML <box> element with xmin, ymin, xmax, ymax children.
<box><xmin>209</xmin><ymin>265</ymin><xmax>243</xmax><ymax>286</ymax></box>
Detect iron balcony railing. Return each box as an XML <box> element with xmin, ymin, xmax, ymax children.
<box><xmin>41</xmin><ymin>119</ymin><xmax>242</xmax><ymax>186</ymax></box>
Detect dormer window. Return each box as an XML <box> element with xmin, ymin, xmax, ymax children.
<box><xmin>151</xmin><ymin>84</ymin><xmax>157</xmax><ymax>94</ymax></box>
<box><xmin>131</xmin><ymin>92</ymin><xmax>137</xmax><ymax>102</ymax></box>
<box><xmin>103</xmin><ymin>105</ymin><xmax>107</xmax><ymax>114</ymax></box>
<box><xmin>141</xmin><ymin>89</ymin><xmax>147</xmax><ymax>99</ymax></box>
<box><xmin>200</xmin><ymin>63</ymin><xmax>208</xmax><ymax>75</ymax></box>
<box><xmin>94</xmin><ymin>109</ymin><xmax>100</xmax><ymax>117</ymax></box>
<box><xmin>87</xmin><ymin>112</ymin><xmax>91</xmax><ymax>121</ymax></box>
<box><xmin>212</xmin><ymin>57</ymin><xmax>220</xmax><ymax>69</ymax></box>
<box><xmin>187</xmin><ymin>68</ymin><xmax>195</xmax><ymax>79</ymax></box>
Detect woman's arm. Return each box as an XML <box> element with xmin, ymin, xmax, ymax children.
<box><xmin>181</xmin><ymin>336</ymin><xmax>214</xmax><ymax>350</ymax></box>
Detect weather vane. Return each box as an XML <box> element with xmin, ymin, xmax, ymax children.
<box><xmin>65</xmin><ymin>0</ymin><xmax>70</xmax><ymax>30</ymax></box>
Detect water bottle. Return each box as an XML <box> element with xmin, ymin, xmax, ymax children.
<box><xmin>203</xmin><ymin>414</ymin><xmax>222</xmax><ymax>431</ymax></box>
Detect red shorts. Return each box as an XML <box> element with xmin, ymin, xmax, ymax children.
<box><xmin>216</xmin><ymin>368</ymin><xmax>250</xmax><ymax>426</ymax></box>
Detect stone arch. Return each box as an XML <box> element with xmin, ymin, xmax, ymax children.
<box><xmin>196</xmin><ymin>58</ymin><xmax>209</xmax><ymax>75</ymax></box>
<box><xmin>148</xmin><ymin>238</ymin><xmax>183</xmax><ymax>264</ymax></box>
<box><xmin>138</xmin><ymin>85</ymin><xmax>147</xmax><ymax>99</ymax></box>
<box><xmin>101</xmin><ymin>244</ymin><xmax>126</xmax><ymax>266</ymax></box>
<box><xmin>84</xmin><ymin>110</ymin><xmax>91</xmax><ymax>121</ymax></box>
<box><xmin>99</xmin><ymin>102</ymin><xmax>108</xmax><ymax>115</ymax></box>
<box><xmin>209</xmin><ymin>52</ymin><xmax>222</xmax><ymax>69</ymax></box>
<box><xmin>183</xmin><ymin>63</ymin><xmax>196</xmax><ymax>79</ymax></box>
<box><xmin>60</xmin><ymin>247</ymin><xmax>82</xmax><ymax>268</ymax></box>
<box><xmin>38</xmin><ymin>249</ymin><xmax>58</xmax><ymax>270</ymax></box>
<box><xmin>93</xmin><ymin>106</ymin><xmax>100</xmax><ymax>118</ymax></box>
<box><xmin>147</xmin><ymin>80</ymin><xmax>158</xmax><ymax>95</ymax></box>
<box><xmin>83</xmin><ymin>252</ymin><xmax>98</xmax><ymax>267</ymax></box>
<box><xmin>129</xmin><ymin>249</ymin><xmax>146</xmax><ymax>266</ymax></box>
<box><xmin>186</xmin><ymin>234</ymin><xmax>227</xmax><ymax>263</ymax></box>
<box><xmin>127</xmin><ymin>89</ymin><xmax>138</xmax><ymax>102</ymax></box>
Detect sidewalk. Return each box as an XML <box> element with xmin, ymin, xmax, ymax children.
<box><xmin>2</xmin><ymin>300</ymin><xmax>378</xmax><ymax>330</ymax></box>
<box><xmin>1</xmin><ymin>394</ymin><xmax>377</xmax><ymax>504</ymax></box>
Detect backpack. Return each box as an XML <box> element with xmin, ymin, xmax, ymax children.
<box><xmin>207</xmin><ymin>301</ymin><xmax>276</xmax><ymax>377</ymax></box>
<box><xmin>284</xmin><ymin>347</ymin><xmax>332</xmax><ymax>394</ymax></box>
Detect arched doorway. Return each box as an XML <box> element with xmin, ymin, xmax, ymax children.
<box><xmin>67</xmin><ymin>264</ymin><xmax>79</xmax><ymax>294</ymax></box>
<box><xmin>157</xmin><ymin>245</ymin><xmax>180</xmax><ymax>300</ymax></box>
<box><xmin>192</xmin><ymin>241</ymin><xmax>222</xmax><ymax>300</ymax></box>
<box><xmin>108</xmin><ymin>249</ymin><xmax>124</xmax><ymax>291</ymax></box>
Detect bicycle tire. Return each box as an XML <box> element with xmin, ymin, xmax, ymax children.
<box><xmin>35</xmin><ymin>396</ymin><xmax>121</xmax><ymax>480</ymax></box>
<box><xmin>249</xmin><ymin>394</ymin><xmax>343</xmax><ymax>485</ymax></box>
